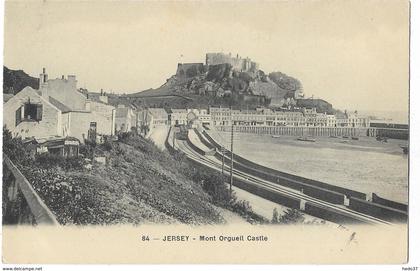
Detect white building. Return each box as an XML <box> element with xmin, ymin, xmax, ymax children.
<box><xmin>336</xmin><ymin>111</ymin><xmax>370</xmax><ymax>128</ymax></box>
<box><xmin>326</xmin><ymin>114</ymin><xmax>337</xmax><ymax>127</ymax></box>
<box><xmin>169</xmin><ymin>109</ymin><xmax>188</xmax><ymax>126</ymax></box>
<box><xmin>115</xmin><ymin>104</ymin><xmax>137</xmax><ymax>133</ymax></box>
<box><xmin>148</xmin><ymin>108</ymin><xmax>169</xmax><ymax>128</ymax></box>
<box><xmin>210</xmin><ymin>107</ymin><xmax>232</xmax><ymax>126</ymax></box>
<box><xmin>208</xmin><ymin>107</ymin><xmax>341</xmax><ymax>128</ymax></box>
<box><xmin>194</xmin><ymin>109</ymin><xmax>211</xmax><ymax>126</ymax></box>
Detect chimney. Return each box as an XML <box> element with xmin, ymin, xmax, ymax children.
<box><xmin>40</xmin><ymin>68</ymin><xmax>48</xmax><ymax>85</ymax></box>
<box><xmin>67</xmin><ymin>75</ymin><xmax>76</xmax><ymax>81</ymax></box>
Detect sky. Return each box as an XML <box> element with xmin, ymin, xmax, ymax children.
<box><xmin>3</xmin><ymin>0</ymin><xmax>409</xmax><ymax>112</ymax></box>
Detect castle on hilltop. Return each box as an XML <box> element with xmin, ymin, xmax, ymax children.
<box><xmin>205</xmin><ymin>52</ymin><xmax>259</xmax><ymax>73</ymax></box>
<box><xmin>176</xmin><ymin>52</ymin><xmax>259</xmax><ymax>78</ymax></box>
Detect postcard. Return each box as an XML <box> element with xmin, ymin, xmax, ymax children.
<box><xmin>1</xmin><ymin>0</ymin><xmax>410</xmax><ymax>265</ymax></box>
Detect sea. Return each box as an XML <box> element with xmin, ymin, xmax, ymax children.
<box><xmin>210</xmin><ymin>131</ymin><xmax>408</xmax><ymax>204</ymax></box>
<box><xmin>358</xmin><ymin>110</ymin><xmax>409</xmax><ymax>124</ymax></box>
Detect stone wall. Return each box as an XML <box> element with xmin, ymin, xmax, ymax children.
<box><xmin>176</xmin><ymin>63</ymin><xmax>206</xmax><ymax>78</ymax></box>
<box><xmin>348</xmin><ymin>197</ymin><xmax>408</xmax><ymax>222</ymax></box>
<box><xmin>205</xmin><ymin>53</ymin><xmax>258</xmax><ymax>72</ymax></box>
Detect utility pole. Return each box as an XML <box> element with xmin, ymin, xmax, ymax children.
<box><xmin>172</xmin><ymin>127</ymin><xmax>175</xmax><ymax>148</ymax></box>
<box><xmin>229</xmin><ymin>122</ymin><xmax>234</xmax><ymax>195</ymax></box>
<box><xmin>221</xmin><ymin>146</ymin><xmax>225</xmax><ymax>174</ymax></box>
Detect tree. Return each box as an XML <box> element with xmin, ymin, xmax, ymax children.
<box><xmin>279</xmin><ymin>208</ymin><xmax>305</xmax><ymax>224</ymax></box>
<box><xmin>268</xmin><ymin>72</ymin><xmax>303</xmax><ymax>92</ymax></box>
<box><xmin>272</xmin><ymin>208</ymin><xmax>279</xmax><ymax>223</ymax></box>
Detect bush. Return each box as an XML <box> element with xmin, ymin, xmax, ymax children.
<box><xmin>117</xmin><ymin>131</ymin><xmax>133</xmax><ymax>141</ymax></box>
<box><xmin>230</xmin><ymin>199</ymin><xmax>268</xmax><ymax>224</ymax></box>
<box><xmin>35</xmin><ymin>152</ymin><xmax>85</xmax><ymax>170</ymax></box>
<box><xmin>271</xmin><ymin>208</ymin><xmax>305</xmax><ymax>224</ymax></box>
<box><xmin>3</xmin><ymin>127</ymin><xmax>31</xmax><ymax>165</ymax></box>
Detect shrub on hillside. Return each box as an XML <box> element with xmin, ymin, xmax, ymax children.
<box><xmin>271</xmin><ymin>208</ymin><xmax>305</xmax><ymax>224</ymax></box>
<box><xmin>230</xmin><ymin>199</ymin><xmax>269</xmax><ymax>224</ymax></box>
<box><xmin>3</xmin><ymin>127</ymin><xmax>31</xmax><ymax>164</ymax></box>
<box><xmin>180</xmin><ymin>163</ymin><xmax>232</xmax><ymax>207</ymax></box>
<box><xmin>35</xmin><ymin>152</ymin><xmax>85</xmax><ymax>170</ymax></box>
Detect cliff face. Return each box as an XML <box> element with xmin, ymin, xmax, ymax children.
<box><xmin>176</xmin><ymin>63</ymin><xmax>206</xmax><ymax>78</ymax></box>
<box><xmin>3</xmin><ymin>66</ymin><xmax>39</xmax><ymax>94</ymax></box>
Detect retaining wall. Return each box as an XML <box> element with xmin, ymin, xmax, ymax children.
<box><xmin>304</xmin><ymin>202</ymin><xmax>364</xmax><ymax>224</ymax></box>
<box><xmin>193</xmin><ymin>128</ymin><xmax>216</xmax><ymax>150</ymax></box>
<box><xmin>186</xmin><ymin>134</ymin><xmax>206</xmax><ymax>156</ymax></box>
<box><xmin>164</xmin><ymin>127</ymin><xmax>178</xmax><ymax>155</ymax></box>
<box><xmin>348</xmin><ymin>197</ymin><xmax>408</xmax><ymax>222</ymax></box>
<box><xmin>302</xmin><ymin>186</ymin><xmax>345</xmax><ymax>205</ymax></box>
<box><xmin>214</xmin><ymin>125</ymin><xmax>370</xmax><ymax>138</ymax></box>
<box><xmin>372</xmin><ymin>193</ymin><xmax>408</xmax><ymax>212</ymax></box>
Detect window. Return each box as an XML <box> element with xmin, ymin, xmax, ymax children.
<box><xmin>15</xmin><ymin>103</ymin><xmax>43</xmax><ymax>126</ymax></box>
<box><xmin>24</xmin><ymin>103</ymin><xmax>42</xmax><ymax>120</ymax></box>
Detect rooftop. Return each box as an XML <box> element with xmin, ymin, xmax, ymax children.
<box><xmin>48</xmin><ymin>96</ymin><xmax>72</xmax><ymax>112</ymax></box>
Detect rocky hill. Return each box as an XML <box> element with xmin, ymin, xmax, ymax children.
<box><xmin>3</xmin><ymin>66</ymin><xmax>39</xmax><ymax>94</ymax></box>
<box><xmin>129</xmin><ymin>62</ymin><xmax>304</xmax><ymax>109</ymax></box>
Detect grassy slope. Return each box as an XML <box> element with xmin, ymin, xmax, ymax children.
<box><xmin>14</xmin><ymin>134</ymin><xmax>224</xmax><ymax>225</ymax></box>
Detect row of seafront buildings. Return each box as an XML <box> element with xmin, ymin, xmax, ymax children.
<box><xmin>137</xmin><ymin>106</ymin><xmax>370</xmax><ymax>130</ymax></box>
<box><xmin>208</xmin><ymin>107</ymin><xmax>370</xmax><ymax>128</ymax></box>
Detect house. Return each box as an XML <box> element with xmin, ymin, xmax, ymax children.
<box><xmin>115</xmin><ymin>104</ymin><xmax>137</xmax><ymax>133</ymax></box>
<box><xmin>3</xmin><ymin>68</ymin><xmax>116</xmax><ymax>143</ymax></box>
<box><xmin>147</xmin><ymin>108</ymin><xmax>169</xmax><ymax>128</ymax></box>
<box><xmin>136</xmin><ymin>109</ymin><xmax>151</xmax><ymax>135</ymax></box>
<box><xmin>188</xmin><ymin>108</ymin><xmax>211</xmax><ymax>126</ymax></box>
<box><xmin>326</xmin><ymin>114</ymin><xmax>337</xmax><ymax>127</ymax></box>
<box><xmin>4</xmin><ymin>86</ymin><xmax>65</xmax><ymax>139</ymax></box>
<box><xmin>169</xmin><ymin>109</ymin><xmax>188</xmax><ymax>126</ymax></box>
<box><xmin>336</xmin><ymin>111</ymin><xmax>370</xmax><ymax>128</ymax></box>
<box><xmin>3</xmin><ymin>94</ymin><xmax>14</xmax><ymax>103</ymax></box>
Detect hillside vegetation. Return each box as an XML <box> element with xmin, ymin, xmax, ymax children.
<box><xmin>3</xmin><ymin>129</ymin><xmax>269</xmax><ymax>225</ymax></box>
<box><xmin>4</xmin><ymin>130</ymin><xmax>219</xmax><ymax>224</ymax></box>
<box><xmin>3</xmin><ymin>66</ymin><xmax>39</xmax><ymax>94</ymax></box>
